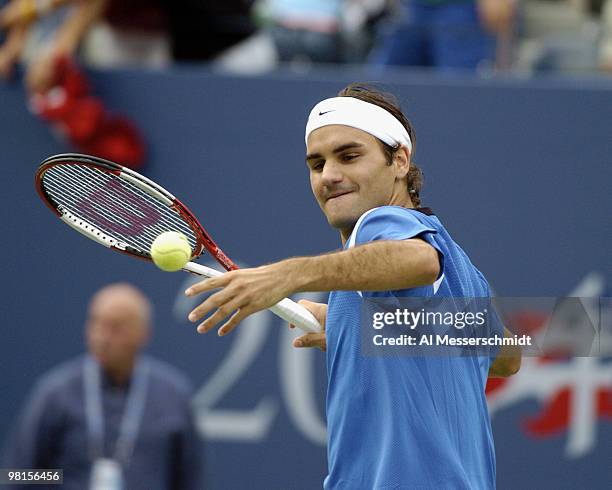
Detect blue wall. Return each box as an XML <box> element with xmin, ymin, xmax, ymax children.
<box><xmin>1</xmin><ymin>67</ymin><xmax>611</xmax><ymax>489</ymax></box>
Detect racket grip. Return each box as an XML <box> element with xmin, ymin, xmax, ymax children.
<box><xmin>269</xmin><ymin>298</ymin><xmax>321</xmax><ymax>334</ymax></box>
<box><xmin>183</xmin><ymin>262</ymin><xmax>322</xmax><ymax>333</ymax></box>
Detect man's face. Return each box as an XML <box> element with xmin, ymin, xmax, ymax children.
<box><xmin>85</xmin><ymin>290</ymin><xmax>148</xmax><ymax>372</ymax></box>
<box><xmin>306</xmin><ymin>125</ymin><xmax>398</xmax><ymax>237</ymax></box>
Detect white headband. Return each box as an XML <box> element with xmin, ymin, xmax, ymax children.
<box><xmin>305</xmin><ymin>96</ymin><xmax>412</xmax><ymax>152</ymax></box>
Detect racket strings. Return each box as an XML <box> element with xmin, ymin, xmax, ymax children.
<box><xmin>42</xmin><ymin>164</ymin><xmax>199</xmax><ymax>255</ymax></box>
<box><xmin>47</xmin><ymin>169</ymin><xmax>172</xmax><ymax>234</ymax></box>
<box><xmin>45</xmin><ymin>165</ymin><xmax>195</xmax><ymax>244</ymax></box>
<box><xmin>45</xmin><ymin>167</ymin><xmax>196</xmax><ymax>254</ymax></box>
<box><xmin>44</xmin><ymin>169</ymin><xmax>183</xmax><ymax>252</ymax></box>
<box><xmin>46</xmin><ymin>173</ymin><xmax>141</xmax><ymax>230</ymax></box>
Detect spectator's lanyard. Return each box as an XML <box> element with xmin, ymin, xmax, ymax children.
<box><xmin>84</xmin><ymin>356</ymin><xmax>150</xmax><ymax>466</ymax></box>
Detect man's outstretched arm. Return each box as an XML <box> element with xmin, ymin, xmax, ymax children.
<box><xmin>185</xmin><ymin>238</ymin><xmax>440</xmax><ymax>336</ymax></box>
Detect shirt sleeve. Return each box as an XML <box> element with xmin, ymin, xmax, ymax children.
<box><xmin>353</xmin><ymin>207</ymin><xmax>437</xmax><ymax>245</ymax></box>
<box><xmin>352</xmin><ymin>207</ymin><xmax>444</xmax><ymax>281</ymax></box>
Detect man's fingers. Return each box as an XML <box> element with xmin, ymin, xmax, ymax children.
<box><xmin>290</xmin><ymin>300</ymin><xmax>318</xmax><ymax>330</ymax></box>
<box><xmin>296</xmin><ymin>299</ymin><xmax>327</xmax><ymax>328</ymax></box>
<box><xmin>189</xmin><ymin>287</ymin><xmax>236</xmax><ymax>323</ymax></box>
<box><xmin>293</xmin><ymin>333</ymin><xmax>326</xmax><ymax>350</ymax></box>
<box><xmin>297</xmin><ymin>299</ymin><xmax>318</xmax><ymax>309</ymax></box>
<box><xmin>196</xmin><ymin>305</ymin><xmax>233</xmax><ymax>334</ymax></box>
<box><xmin>196</xmin><ymin>296</ymin><xmax>243</xmax><ymax>334</ymax></box>
<box><xmin>217</xmin><ymin>308</ymin><xmax>253</xmax><ymax>337</ymax></box>
<box><xmin>185</xmin><ymin>274</ymin><xmax>229</xmax><ymax>297</ymax></box>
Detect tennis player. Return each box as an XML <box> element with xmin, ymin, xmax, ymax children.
<box><xmin>186</xmin><ymin>83</ymin><xmax>521</xmax><ymax>489</ymax></box>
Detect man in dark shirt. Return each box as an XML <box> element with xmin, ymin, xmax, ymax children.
<box><xmin>160</xmin><ymin>0</ymin><xmax>256</xmax><ymax>61</ymax></box>
<box><xmin>370</xmin><ymin>0</ymin><xmax>516</xmax><ymax>70</ymax></box>
<box><xmin>4</xmin><ymin>283</ymin><xmax>203</xmax><ymax>490</ymax></box>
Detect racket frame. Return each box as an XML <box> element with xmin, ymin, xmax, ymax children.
<box><xmin>35</xmin><ymin>153</ymin><xmax>236</xmax><ymax>270</ymax></box>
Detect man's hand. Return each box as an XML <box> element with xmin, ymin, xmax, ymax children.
<box><xmin>478</xmin><ymin>0</ymin><xmax>517</xmax><ymax>35</ymax></box>
<box><xmin>0</xmin><ymin>23</ymin><xmax>29</xmax><ymax>79</ymax></box>
<box><xmin>291</xmin><ymin>300</ymin><xmax>327</xmax><ymax>351</ymax></box>
<box><xmin>25</xmin><ymin>46</ymin><xmax>60</xmax><ymax>93</ymax></box>
<box><xmin>185</xmin><ymin>262</ymin><xmax>298</xmax><ymax>337</ymax></box>
<box><xmin>488</xmin><ymin>328</ymin><xmax>521</xmax><ymax>377</ymax></box>
<box><xmin>0</xmin><ymin>0</ymin><xmax>38</xmax><ymax>29</ymax></box>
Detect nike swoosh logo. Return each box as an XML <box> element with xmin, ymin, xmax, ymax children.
<box><xmin>319</xmin><ymin>110</ymin><xmax>335</xmax><ymax>116</ymax></box>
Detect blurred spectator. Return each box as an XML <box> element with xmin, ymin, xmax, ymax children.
<box><xmin>258</xmin><ymin>0</ymin><xmax>345</xmax><ymax>63</ymax></box>
<box><xmin>516</xmin><ymin>0</ymin><xmax>609</xmax><ymax>73</ymax></box>
<box><xmin>28</xmin><ymin>56</ymin><xmax>146</xmax><ymax>168</ymax></box>
<box><xmin>600</xmin><ymin>0</ymin><xmax>612</xmax><ymax>70</ymax></box>
<box><xmin>3</xmin><ymin>283</ymin><xmax>203</xmax><ymax>490</ymax></box>
<box><xmin>0</xmin><ymin>0</ymin><xmax>172</xmax><ymax>94</ymax></box>
<box><xmin>256</xmin><ymin>0</ymin><xmax>389</xmax><ymax>64</ymax></box>
<box><xmin>0</xmin><ymin>0</ymin><xmax>275</xmax><ymax>87</ymax></box>
<box><xmin>369</xmin><ymin>0</ymin><xmax>517</xmax><ymax>71</ymax></box>
<box><xmin>161</xmin><ymin>0</ymin><xmax>255</xmax><ymax>60</ymax></box>
<box><xmin>0</xmin><ymin>0</ymin><xmax>148</xmax><ymax>168</ymax></box>
<box><xmin>79</xmin><ymin>0</ymin><xmax>170</xmax><ymax>70</ymax></box>
<box><xmin>341</xmin><ymin>0</ymin><xmax>394</xmax><ymax>63</ymax></box>
<box><xmin>160</xmin><ymin>0</ymin><xmax>275</xmax><ymax>74</ymax></box>
<box><xmin>0</xmin><ymin>0</ymin><xmax>111</xmax><ymax>91</ymax></box>
<box><xmin>0</xmin><ymin>0</ymin><xmax>275</xmax><ymax>164</ymax></box>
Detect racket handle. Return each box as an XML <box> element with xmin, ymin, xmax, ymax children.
<box><xmin>183</xmin><ymin>262</ymin><xmax>322</xmax><ymax>333</ymax></box>
<box><xmin>184</xmin><ymin>262</ymin><xmax>223</xmax><ymax>278</ymax></box>
<box><xmin>269</xmin><ymin>298</ymin><xmax>320</xmax><ymax>333</ymax></box>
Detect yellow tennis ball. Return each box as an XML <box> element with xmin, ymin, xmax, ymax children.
<box><xmin>150</xmin><ymin>231</ymin><xmax>191</xmax><ymax>272</ymax></box>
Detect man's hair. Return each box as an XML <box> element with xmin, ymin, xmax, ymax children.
<box><xmin>337</xmin><ymin>83</ymin><xmax>423</xmax><ymax>206</ymax></box>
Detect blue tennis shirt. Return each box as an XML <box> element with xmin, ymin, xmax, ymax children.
<box><xmin>324</xmin><ymin>206</ymin><xmax>500</xmax><ymax>489</ymax></box>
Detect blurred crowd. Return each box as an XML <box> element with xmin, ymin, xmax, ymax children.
<box><xmin>1</xmin><ymin>0</ymin><xmax>611</xmax><ymax>84</ymax></box>
<box><xmin>0</xmin><ymin>0</ymin><xmax>609</xmax><ymax>167</ymax></box>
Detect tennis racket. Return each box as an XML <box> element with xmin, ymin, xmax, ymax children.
<box><xmin>35</xmin><ymin>153</ymin><xmax>321</xmax><ymax>333</ymax></box>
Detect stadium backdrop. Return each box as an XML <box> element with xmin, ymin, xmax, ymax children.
<box><xmin>1</xmin><ymin>68</ymin><xmax>611</xmax><ymax>489</ymax></box>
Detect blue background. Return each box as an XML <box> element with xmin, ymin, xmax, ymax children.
<box><xmin>1</xmin><ymin>67</ymin><xmax>611</xmax><ymax>488</ymax></box>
